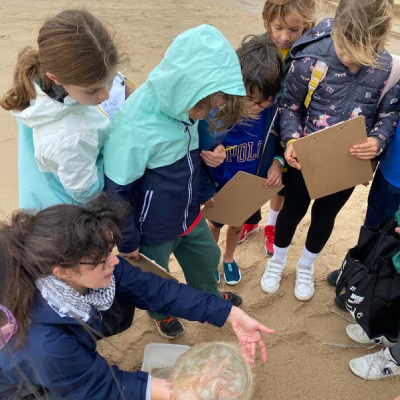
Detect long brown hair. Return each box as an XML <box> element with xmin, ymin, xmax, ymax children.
<box><xmin>333</xmin><ymin>0</ymin><xmax>394</xmax><ymax>67</ymax></box>
<box><xmin>0</xmin><ymin>196</ymin><xmax>127</xmax><ymax>347</ymax></box>
<box><xmin>0</xmin><ymin>9</ymin><xmax>123</xmax><ymax>111</ymax></box>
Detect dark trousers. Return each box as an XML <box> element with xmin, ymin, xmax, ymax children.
<box><xmin>274</xmin><ymin>167</ymin><xmax>354</xmax><ymax>254</ymax></box>
<box><xmin>210</xmin><ymin>209</ymin><xmax>261</xmax><ymax>229</ymax></box>
<box><xmin>366</xmin><ymin>169</ymin><xmax>400</xmax><ymax>362</ymax></box>
<box><xmin>365</xmin><ymin>168</ymin><xmax>400</xmax><ymax>227</ymax></box>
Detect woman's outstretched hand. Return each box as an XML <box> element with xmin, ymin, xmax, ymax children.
<box><xmin>227</xmin><ymin>306</ymin><xmax>275</xmax><ymax>365</ymax></box>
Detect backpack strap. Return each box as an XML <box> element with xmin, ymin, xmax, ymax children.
<box><xmin>304</xmin><ymin>60</ymin><xmax>329</xmax><ymax>108</ymax></box>
<box><xmin>378</xmin><ymin>54</ymin><xmax>400</xmax><ymax>106</ymax></box>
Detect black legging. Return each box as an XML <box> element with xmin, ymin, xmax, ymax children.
<box><xmin>275</xmin><ymin>167</ymin><xmax>355</xmax><ymax>254</ymax></box>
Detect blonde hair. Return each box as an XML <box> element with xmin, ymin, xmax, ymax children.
<box><xmin>333</xmin><ymin>0</ymin><xmax>394</xmax><ymax>67</ymax></box>
<box><xmin>262</xmin><ymin>0</ymin><xmax>316</xmax><ymax>34</ymax></box>
<box><xmin>1</xmin><ymin>9</ymin><xmax>125</xmax><ymax>111</ymax></box>
<box><xmin>200</xmin><ymin>93</ymin><xmax>251</xmax><ymax>132</ymax></box>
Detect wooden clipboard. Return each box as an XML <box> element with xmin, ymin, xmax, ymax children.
<box><xmin>202</xmin><ymin>171</ymin><xmax>284</xmax><ymax>227</ymax></box>
<box><xmin>128</xmin><ymin>253</ymin><xmax>178</xmax><ymax>282</ymax></box>
<box><xmin>292</xmin><ymin>117</ymin><xmax>373</xmax><ymax>199</ymax></box>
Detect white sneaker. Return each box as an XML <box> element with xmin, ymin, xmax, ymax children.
<box><xmin>294</xmin><ymin>263</ymin><xmax>314</xmax><ymax>301</ymax></box>
<box><xmin>346</xmin><ymin>324</ymin><xmax>396</xmax><ymax>347</ymax></box>
<box><xmin>349</xmin><ymin>348</ymin><xmax>400</xmax><ymax>380</ymax></box>
<box><xmin>261</xmin><ymin>258</ymin><xmax>286</xmax><ymax>294</ymax></box>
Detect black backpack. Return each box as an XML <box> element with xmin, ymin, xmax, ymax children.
<box><xmin>336</xmin><ymin>218</ymin><xmax>400</xmax><ymax>340</ymax></box>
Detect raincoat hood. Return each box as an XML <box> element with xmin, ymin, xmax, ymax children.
<box><xmin>11</xmin><ymin>80</ymin><xmax>80</xmax><ymax>129</ymax></box>
<box><xmin>147</xmin><ymin>24</ymin><xmax>246</xmax><ymax>123</ymax></box>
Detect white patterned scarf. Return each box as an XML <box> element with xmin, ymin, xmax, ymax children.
<box><xmin>36</xmin><ymin>275</ymin><xmax>116</xmax><ymax>322</ymax></box>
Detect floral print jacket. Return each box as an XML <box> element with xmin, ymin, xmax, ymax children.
<box><xmin>279</xmin><ymin>18</ymin><xmax>400</xmax><ymax>155</ymax></box>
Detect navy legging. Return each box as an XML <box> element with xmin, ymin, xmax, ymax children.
<box><xmin>274</xmin><ymin>167</ymin><xmax>354</xmax><ymax>254</ymax></box>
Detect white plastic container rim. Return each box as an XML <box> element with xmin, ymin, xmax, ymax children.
<box><xmin>141</xmin><ymin>343</ymin><xmax>191</xmax><ymax>373</ymax></box>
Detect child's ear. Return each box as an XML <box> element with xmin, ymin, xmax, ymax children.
<box><xmin>52</xmin><ymin>266</ymin><xmax>75</xmax><ymax>280</ymax></box>
<box><xmin>45</xmin><ymin>72</ymin><xmax>62</xmax><ymax>86</ymax></box>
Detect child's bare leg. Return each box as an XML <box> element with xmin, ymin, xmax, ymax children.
<box><xmin>207</xmin><ymin>220</ymin><xmax>221</xmax><ymax>243</ymax></box>
<box><xmin>223</xmin><ymin>225</ymin><xmax>243</xmax><ymax>263</ymax></box>
<box><xmin>265</xmin><ymin>194</ymin><xmax>284</xmax><ymax>228</ymax></box>
<box><xmin>270</xmin><ymin>194</ymin><xmax>284</xmax><ymax>213</ymax></box>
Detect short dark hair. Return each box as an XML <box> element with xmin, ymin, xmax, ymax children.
<box><xmin>236</xmin><ymin>35</ymin><xmax>284</xmax><ymax>99</ymax></box>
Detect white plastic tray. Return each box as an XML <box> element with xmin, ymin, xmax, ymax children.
<box><xmin>141</xmin><ymin>343</ymin><xmax>190</xmax><ymax>374</ymax></box>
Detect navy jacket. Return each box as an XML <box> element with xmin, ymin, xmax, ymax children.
<box><xmin>199</xmin><ymin>105</ymin><xmax>281</xmax><ymax>203</ymax></box>
<box><xmin>0</xmin><ymin>257</ymin><xmax>232</xmax><ymax>400</ymax></box>
<box><xmin>279</xmin><ymin>18</ymin><xmax>400</xmax><ymax>154</ymax></box>
<box><xmin>104</xmin><ymin>144</ymin><xmax>202</xmax><ymax>253</ymax></box>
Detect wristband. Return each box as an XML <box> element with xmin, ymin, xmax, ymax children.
<box><xmin>273</xmin><ymin>156</ymin><xmax>285</xmax><ymax>168</ymax></box>
<box><xmin>286</xmin><ymin>139</ymin><xmax>297</xmax><ymax>147</ymax></box>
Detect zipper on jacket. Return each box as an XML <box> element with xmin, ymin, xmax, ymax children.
<box><xmin>256</xmin><ymin>108</ymin><xmax>278</xmax><ymax>176</ymax></box>
<box><xmin>182</xmin><ymin>123</ymin><xmax>194</xmax><ymax>232</ymax></box>
<box><xmin>342</xmin><ymin>70</ymin><xmax>363</xmax><ymax>119</ymax></box>
<box><xmin>139</xmin><ymin>190</ymin><xmax>154</xmax><ymax>235</ymax></box>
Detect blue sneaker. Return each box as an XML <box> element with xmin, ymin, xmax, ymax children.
<box><xmin>215</xmin><ymin>269</ymin><xmax>221</xmax><ymax>284</ymax></box>
<box><xmin>223</xmin><ymin>260</ymin><xmax>242</xmax><ymax>285</ymax></box>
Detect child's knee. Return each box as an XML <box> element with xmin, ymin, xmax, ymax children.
<box><xmin>208</xmin><ymin>240</ymin><xmax>221</xmax><ymax>266</ymax></box>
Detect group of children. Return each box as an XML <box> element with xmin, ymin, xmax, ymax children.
<box><xmin>0</xmin><ymin>0</ymin><xmax>400</xmax><ymax>398</ymax></box>
<box><xmin>205</xmin><ymin>0</ymin><xmax>400</xmax><ymax>382</ymax></box>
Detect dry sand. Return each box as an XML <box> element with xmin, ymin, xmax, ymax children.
<box><xmin>0</xmin><ymin>1</ymin><xmax>399</xmax><ymax>399</ymax></box>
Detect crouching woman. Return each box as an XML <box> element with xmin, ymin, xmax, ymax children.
<box><xmin>0</xmin><ymin>197</ymin><xmax>273</xmax><ymax>400</ymax></box>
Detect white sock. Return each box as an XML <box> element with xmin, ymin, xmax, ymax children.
<box><xmin>266</xmin><ymin>209</ymin><xmax>279</xmax><ymax>226</ymax></box>
<box><xmin>298</xmin><ymin>247</ymin><xmax>319</xmax><ymax>267</ymax></box>
<box><xmin>272</xmin><ymin>245</ymin><xmax>289</xmax><ymax>264</ymax></box>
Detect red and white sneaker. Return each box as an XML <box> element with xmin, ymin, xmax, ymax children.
<box><xmin>264</xmin><ymin>225</ymin><xmax>275</xmax><ymax>255</ymax></box>
<box><xmin>238</xmin><ymin>223</ymin><xmax>259</xmax><ymax>244</ymax></box>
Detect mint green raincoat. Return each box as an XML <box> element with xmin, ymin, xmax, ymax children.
<box><xmin>103</xmin><ymin>24</ymin><xmax>246</xmax><ymax>252</ymax></box>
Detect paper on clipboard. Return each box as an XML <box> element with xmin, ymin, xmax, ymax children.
<box><xmin>292</xmin><ymin>116</ymin><xmax>373</xmax><ymax>199</ymax></box>
<box><xmin>128</xmin><ymin>253</ymin><xmax>178</xmax><ymax>282</ymax></box>
<box><xmin>97</xmin><ymin>72</ymin><xmax>126</xmax><ymax>118</ymax></box>
<box><xmin>202</xmin><ymin>171</ymin><xmax>284</xmax><ymax>228</ymax></box>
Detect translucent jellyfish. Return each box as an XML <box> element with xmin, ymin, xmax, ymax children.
<box><xmin>169</xmin><ymin>342</ymin><xmax>254</xmax><ymax>400</ymax></box>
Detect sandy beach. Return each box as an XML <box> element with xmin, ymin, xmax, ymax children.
<box><xmin>0</xmin><ymin>1</ymin><xmax>399</xmax><ymax>399</ymax></box>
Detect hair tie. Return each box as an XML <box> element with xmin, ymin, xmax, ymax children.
<box><xmin>0</xmin><ymin>305</ymin><xmax>18</xmax><ymax>349</ymax></box>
